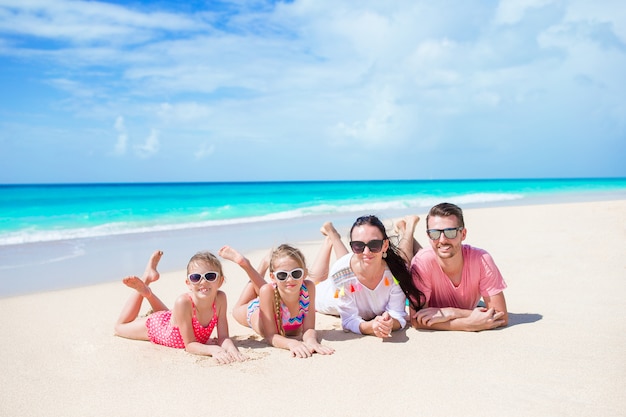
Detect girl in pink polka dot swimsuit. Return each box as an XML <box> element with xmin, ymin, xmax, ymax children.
<box><xmin>219</xmin><ymin>244</ymin><xmax>335</xmax><ymax>359</ymax></box>
<box><xmin>114</xmin><ymin>250</ymin><xmax>247</xmax><ymax>364</ymax></box>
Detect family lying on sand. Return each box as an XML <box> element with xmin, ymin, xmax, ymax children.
<box><xmin>114</xmin><ymin>202</ymin><xmax>508</xmax><ymax>363</ymax></box>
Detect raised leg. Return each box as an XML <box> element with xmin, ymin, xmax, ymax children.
<box><xmin>141</xmin><ymin>250</ymin><xmax>167</xmax><ymax>311</ymax></box>
<box><xmin>114</xmin><ymin>250</ymin><xmax>167</xmax><ymax>340</ymax></box>
<box><xmin>255</xmin><ymin>249</ymin><xmax>271</xmax><ymax>281</ymax></box>
<box><xmin>308</xmin><ymin>222</ymin><xmax>348</xmax><ymax>284</ymax></box>
<box><xmin>231</xmin><ymin>282</ymin><xmax>258</xmax><ymax>328</ymax></box>
<box><xmin>219</xmin><ymin>245</ymin><xmax>267</xmax><ymax>292</ymax></box>
<box><xmin>395</xmin><ymin>215</ymin><xmax>422</xmax><ymax>263</ymax></box>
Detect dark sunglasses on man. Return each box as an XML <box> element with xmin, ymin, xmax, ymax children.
<box><xmin>426</xmin><ymin>227</ymin><xmax>464</xmax><ymax>240</ymax></box>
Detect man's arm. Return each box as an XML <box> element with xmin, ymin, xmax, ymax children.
<box><xmin>483</xmin><ymin>291</ymin><xmax>508</xmax><ymax>326</ymax></box>
<box><xmin>411</xmin><ymin>292</ymin><xmax>508</xmax><ymax>331</ymax></box>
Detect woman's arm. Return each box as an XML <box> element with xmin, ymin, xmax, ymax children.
<box><xmin>358</xmin><ymin>312</ymin><xmax>398</xmax><ymax>338</ymax></box>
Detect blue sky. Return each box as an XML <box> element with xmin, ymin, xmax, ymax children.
<box><xmin>0</xmin><ymin>0</ymin><xmax>624</xmax><ymax>183</ymax></box>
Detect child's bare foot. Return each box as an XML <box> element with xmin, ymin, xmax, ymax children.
<box><xmin>320</xmin><ymin>222</ymin><xmax>340</xmax><ymax>238</ymax></box>
<box><xmin>143</xmin><ymin>250</ymin><xmax>163</xmax><ymax>285</ymax></box>
<box><xmin>218</xmin><ymin>245</ymin><xmax>246</xmax><ymax>265</ymax></box>
<box><xmin>123</xmin><ymin>276</ymin><xmax>152</xmax><ymax>297</ymax></box>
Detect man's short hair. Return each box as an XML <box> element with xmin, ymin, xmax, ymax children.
<box><xmin>427</xmin><ymin>202</ymin><xmax>465</xmax><ymax>228</ymax></box>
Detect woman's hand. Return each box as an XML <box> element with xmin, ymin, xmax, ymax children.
<box><xmin>372</xmin><ymin>312</ymin><xmax>394</xmax><ymax>338</ymax></box>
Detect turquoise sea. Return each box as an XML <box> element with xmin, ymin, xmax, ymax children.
<box><xmin>1</xmin><ymin>178</ymin><xmax>625</xmax><ymax>297</ymax></box>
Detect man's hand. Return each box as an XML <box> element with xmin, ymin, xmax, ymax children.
<box><xmin>413</xmin><ymin>307</ymin><xmax>453</xmax><ymax>327</ymax></box>
<box><xmin>466</xmin><ymin>307</ymin><xmax>506</xmax><ymax>331</ymax></box>
<box><xmin>413</xmin><ymin>306</ymin><xmax>505</xmax><ymax>331</ymax></box>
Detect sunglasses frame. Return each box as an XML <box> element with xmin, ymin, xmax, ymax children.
<box><xmin>349</xmin><ymin>239</ymin><xmax>385</xmax><ymax>254</ymax></box>
<box><xmin>426</xmin><ymin>227</ymin><xmax>464</xmax><ymax>240</ymax></box>
<box><xmin>188</xmin><ymin>271</ymin><xmax>220</xmax><ymax>284</ymax></box>
<box><xmin>273</xmin><ymin>268</ymin><xmax>305</xmax><ymax>281</ymax></box>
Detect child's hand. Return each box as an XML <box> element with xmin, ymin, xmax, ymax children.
<box><xmin>212</xmin><ymin>350</ymin><xmax>232</xmax><ymax>364</ymax></box>
<box><xmin>307</xmin><ymin>342</ymin><xmax>335</xmax><ymax>355</ymax></box>
<box><xmin>288</xmin><ymin>341</ymin><xmax>314</xmax><ymax>358</ymax></box>
<box><xmin>229</xmin><ymin>349</ymin><xmax>248</xmax><ymax>362</ymax></box>
<box><xmin>213</xmin><ymin>349</ymin><xmax>244</xmax><ymax>364</ymax></box>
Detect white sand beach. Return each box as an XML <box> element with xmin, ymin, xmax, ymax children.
<box><xmin>1</xmin><ymin>200</ymin><xmax>625</xmax><ymax>417</ymax></box>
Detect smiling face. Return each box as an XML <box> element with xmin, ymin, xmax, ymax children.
<box><xmin>270</xmin><ymin>255</ymin><xmax>305</xmax><ymax>295</ymax></box>
<box><xmin>186</xmin><ymin>260</ymin><xmax>223</xmax><ymax>296</ymax></box>
<box><xmin>427</xmin><ymin>215</ymin><xmax>467</xmax><ymax>260</ymax></box>
<box><xmin>350</xmin><ymin>223</ymin><xmax>389</xmax><ymax>266</ymax></box>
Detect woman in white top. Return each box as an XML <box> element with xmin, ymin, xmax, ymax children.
<box><xmin>311</xmin><ymin>215</ymin><xmax>425</xmax><ymax>338</ymax></box>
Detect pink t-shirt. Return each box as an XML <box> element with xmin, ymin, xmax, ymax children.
<box><xmin>410</xmin><ymin>245</ymin><xmax>507</xmax><ymax>309</ymax></box>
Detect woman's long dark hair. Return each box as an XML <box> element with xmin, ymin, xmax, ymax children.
<box><xmin>350</xmin><ymin>215</ymin><xmax>425</xmax><ymax>311</ymax></box>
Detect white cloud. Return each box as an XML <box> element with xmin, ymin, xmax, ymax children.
<box><xmin>0</xmin><ymin>0</ymin><xmax>205</xmax><ymax>45</ymax></box>
<box><xmin>47</xmin><ymin>78</ymin><xmax>97</xmax><ymax>97</ymax></box>
<box><xmin>566</xmin><ymin>0</ymin><xmax>626</xmax><ymax>44</ymax></box>
<box><xmin>332</xmin><ymin>88</ymin><xmax>400</xmax><ymax>145</ymax></box>
<box><xmin>494</xmin><ymin>0</ymin><xmax>556</xmax><ymax>25</ymax></box>
<box><xmin>157</xmin><ymin>102</ymin><xmax>214</xmax><ymax>124</ymax></box>
<box><xmin>473</xmin><ymin>91</ymin><xmax>502</xmax><ymax>107</ymax></box>
<box><xmin>194</xmin><ymin>143</ymin><xmax>215</xmax><ymax>159</ymax></box>
<box><xmin>0</xmin><ymin>0</ymin><xmax>625</xmax><ymax>181</ymax></box>
<box><xmin>134</xmin><ymin>128</ymin><xmax>159</xmax><ymax>158</ymax></box>
<box><xmin>113</xmin><ymin>116</ymin><xmax>127</xmax><ymax>155</ymax></box>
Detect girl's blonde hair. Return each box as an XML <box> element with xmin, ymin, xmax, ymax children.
<box><xmin>268</xmin><ymin>244</ymin><xmax>306</xmax><ymax>273</ymax></box>
<box><xmin>186</xmin><ymin>251</ymin><xmax>224</xmax><ymax>277</ymax></box>
<box><xmin>269</xmin><ymin>244</ymin><xmax>306</xmax><ymax>336</ymax></box>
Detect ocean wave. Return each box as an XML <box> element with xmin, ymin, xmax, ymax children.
<box><xmin>0</xmin><ymin>192</ymin><xmax>523</xmax><ymax>246</ymax></box>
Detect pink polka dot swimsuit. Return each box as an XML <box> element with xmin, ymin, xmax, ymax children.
<box><xmin>145</xmin><ymin>295</ymin><xmax>218</xmax><ymax>348</ymax></box>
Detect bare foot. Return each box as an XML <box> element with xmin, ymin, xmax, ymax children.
<box><xmin>320</xmin><ymin>222</ymin><xmax>340</xmax><ymax>238</ymax></box>
<box><xmin>219</xmin><ymin>245</ymin><xmax>246</xmax><ymax>265</ymax></box>
<box><xmin>123</xmin><ymin>276</ymin><xmax>152</xmax><ymax>297</ymax></box>
<box><xmin>404</xmin><ymin>215</ymin><xmax>421</xmax><ymax>251</ymax></box>
<box><xmin>143</xmin><ymin>250</ymin><xmax>163</xmax><ymax>285</ymax></box>
<box><xmin>404</xmin><ymin>215</ymin><xmax>420</xmax><ymax>229</ymax></box>
<box><xmin>394</xmin><ymin>219</ymin><xmax>407</xmax><ymax>234</ymax></box>
<box><xmin>396</xmin><ymin>215</ymin><xmax>422</xmax><ymax>258</ymax></box>
<box><xmin>395</xmin><ymin>215</ymin><xmax>420</xmax><ymax>234</ymax></box>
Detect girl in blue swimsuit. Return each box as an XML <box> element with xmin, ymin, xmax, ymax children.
<box><xmin>219</xmin><ymin>244</ymin><xmax>335</xmax><ymax>358</ymax></box>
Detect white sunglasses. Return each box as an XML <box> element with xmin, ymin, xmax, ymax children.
<box><xmin>273</xmin><ymin>268</ymin><xmax>304</xmax><ymax>281</ymax></box>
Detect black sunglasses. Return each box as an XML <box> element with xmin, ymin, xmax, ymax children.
<box><xmin>349</xmin><ymin>239</ymin><xmax>385</xmax><ymax>254</ymax></box>
<box><xmin>188</xmin><ymin>271</ymin><xmax>219</xmax><ymax>284</ymax></box>
<box><xmin>426</xmin><ymin>227</ymin><xmax>464</xmax><ymax>240</ymax></box>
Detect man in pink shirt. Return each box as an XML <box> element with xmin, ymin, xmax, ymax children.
<box><xmin>409</xmin><ymin>203</ymin><xmax>508</xmax><ymax>331</ymax></box>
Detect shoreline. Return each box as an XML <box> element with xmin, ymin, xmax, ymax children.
<box><xmin>1</xmin><ymin>199</ymin><xmax>624</xmax><ymax>416</ymax></box>
<box><xmin>1</xmin><ymin>191</ymin><xmax>624</xmax><ymax>298</ymax></box>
